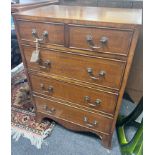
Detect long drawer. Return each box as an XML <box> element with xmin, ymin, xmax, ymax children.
<box><xmin>29</xmin><ymin>73</ymin><xmax>118</xmax><ymax>115</ymax></box>
<box><xmin>68</xmin><ymin>24</ymin><xmax>133</xmax><ymax>56</ymax></box>
<box><xmin>23</xmin><ymin>46</ymin><xmax>126</xmax><ymax>90</ymax></box>
<box><xmin>16</xmin><ymin>20</ymin><xmax>64</xmax><ymax>46</ymax></box>
<box><xmin>34</xmin><ymin>95</ymin><xmax>113</xmax><ymax>134</ymax></box>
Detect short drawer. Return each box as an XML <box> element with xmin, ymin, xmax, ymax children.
<box><xmin>68</xmin><ymin>25</ymin><xmax>133</xmax><ymax>56</ymax></box>
<box><xmin>29</xmin><ymin>73</ymin><xmax>118</xmax><ymax>115</ymax></box>
<box><xmin>34</xmin><ymin>95</ymin><xmax>113</xmax><ymax>134</ymax></box>
<box><xmin>23</xmin><ymin>46</ymin><xmax>126</xmax><ymax>90</ymax></box>
<box><xmin>16</xmin><ymin>20</ymin><xmax>64</xmax><ymax>46</ymax></box>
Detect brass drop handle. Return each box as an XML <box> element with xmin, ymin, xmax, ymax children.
<box><xmin>32</xmin><ymin>29</ymin><xmax>48</xmax><ymax>42</ymax></box>
<box><xmin>38</xmin><ymin>59</ymin><xmax>51</xmax><ymax>70</ymax></box>
<box><xmin>42</xmin><ymin>105</ymin><xmax>55</xmax><ymax>114</ymax></box>
<box><xmin>84</xmin><ymin>96</ymin><xmax>102</xmax><ymax>107</ymax></box>
<box><xmin>40</xmin><ymin>83</ymin><xmax>53</xmax><ymax>94</ymax></box>
<box><xmin>87</xmin><ymin>68</ymin><xmax>106</xmax><ymax>80</ymax></box>
<box><xmin>32</xmin><ymin>29</ymin><xmax>37</xmax><ymax>38</ymax></box>
<box><xmin>86</xmin><ymin>35</ymin><xmax>108</xmax><ymax>50</ymax></box>
<box><xmin>83</xmin><ymin>117</ymin><xmax>98</xmax><ymax>128</ymax></box>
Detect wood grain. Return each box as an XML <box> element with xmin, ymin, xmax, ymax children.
<box><xmin>35</xmin><ymin>110</ymin><xmax>113</xmax><ymax>148</ymax></box>
<box><xmin>68</xmin><ymin>24</ymin><xmax>133</xmax><ymax>56</ymax></box>
<box><xmin>16</xmin><ymin>20</ymin><xmax>64</xmax><ymax>46</ymax></box>
<box><xmin>22</xmin><ymin>45</ymin><xmax>126</xmax><ymax>90</ymax></box>
<box><xmin>34</xmin><ymin>95</ymin><xmax>113</xmax><ymax>134</ymax></box>
<box><xmin>13</xmin><ymin>5</ymin><xmax>142</xmax><ymax>27</ymax></box>
<box><xmin>13</xmin><ymin>5</ymin><xmax>142</xmax><ymax>149</ymax></box>
<box><xmin>29</xmin><ymin>73</ymin><xmax>118</xmax><ymax>115</ymax></box>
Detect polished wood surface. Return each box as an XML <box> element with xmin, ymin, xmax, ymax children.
<box><xmin>125</xmin><ymin>26</ymin><xmax>143</xmax><ymax>103</ymax></box>
<box><xmin>34</xmin><ymin>95</ymin><xmax>113</xmax><ymax>134</ymax></box>
<box><xmin>14</xmin><ymin>5</ymin><xmax>142</xmax><ymax>25</ymax></box>
<box><xmin>13</xmin><ymin>2</ymin><xmax>143</xmax><ymax>103</ymax></box>
<box><xmin>22</xmin><ymin>46</ymin><xmax>126</xmax><ymax>90</ymax></box>
<box><xmin>17</xmin><ymin>20</ymin><xmax>64</xmax><ymax>45</ymax></box>
<box><xmin>58</xmin><ymin>0</ymin><xmax>143</xmax><ymax>103</ymax></box>
<box><xmin>17</xmin><ymin>20</ymin><xmax>133</xmax><ymax>56</ymax></box>
<box><xmin>13</xmin><ymin>5</ymin><xmax>142</xmax><ymax>149</ymax></box>
<box><xmin>29</xmin><ymin>73</ymin><xmax>118</xmax><ymax>115</ymax></box>
<box><xmin>68</xmin><ymin>24</ymin><xmax>133</xmax><ymax>55</ymax></box>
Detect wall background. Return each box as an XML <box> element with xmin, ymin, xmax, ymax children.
<box><xmin>59</xmin><ymin>0</ymin><xmax>143</xmax><ymax>8</ymax></box>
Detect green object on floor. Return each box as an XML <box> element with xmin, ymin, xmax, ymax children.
<box><xmin>116</xmin><ymin>98</ymin><xmax>143</xmax><ymax>155</ymax></box>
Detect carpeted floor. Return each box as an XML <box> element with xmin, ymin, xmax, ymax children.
<box><xmin>11</xmin><ymin>99</ymin><xmax>138</xmax><ymax>155</ymax></box>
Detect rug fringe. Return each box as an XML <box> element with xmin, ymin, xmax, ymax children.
<box><xmin>11</xmin><ymin>122</ymin><xmax>55</xmax><ymax>149</ymax></box>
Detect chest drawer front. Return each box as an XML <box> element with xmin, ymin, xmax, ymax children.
<box><xmin>23</xmin><ymin>46</ymin><xmax>125</xmax><ymax>90</ymax></box>
<box><xmin>34</xmin><ymin>95</ymin><xmax>113</xmax><ymax>134</ymax></box>
<box><xmin>30</xmin><ymin>74</ymin><xmax>118</xmax><ymax>115</ymax></box>
<box><xmin>16</xmin><ymin>20</ymin><xmax>64</xmax><ymax>46</ymax></box>
<box><xmin>69</xmin><ymin>25</ymin><xmax>133</xmax><ymax>56</ymax></box>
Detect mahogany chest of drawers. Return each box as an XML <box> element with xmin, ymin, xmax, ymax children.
<box><xmin>13</xmin><ymin>5</ymin><xmax>142</xmax><ymax>149</ymax></box>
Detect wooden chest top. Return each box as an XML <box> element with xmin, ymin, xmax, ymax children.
<box><xmin>14</xmin><ymin>5</ymin><xmax>142</xmax><ymax>26</ymax></box>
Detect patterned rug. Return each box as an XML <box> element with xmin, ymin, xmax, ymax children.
<box><xmin>11</xmin><ymin>63</ymin><xmax>55</xmax><ymax>149</ymax></box>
